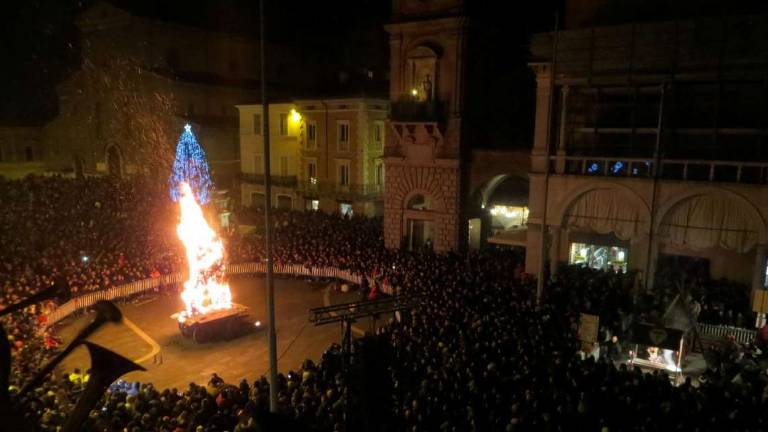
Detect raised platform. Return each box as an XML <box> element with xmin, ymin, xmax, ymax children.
<box><xmin>174</xmin><ymin>303</ymin><xmax>252</xmax><ymax>343</ymax></box>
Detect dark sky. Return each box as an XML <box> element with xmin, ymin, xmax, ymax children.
<box><xmin>0</xmin><ymin>0</ymin><xmax>560</xmax><ymax>151</ymax></box>
<box><xmin>3</xmin><ymin>0</ymin><xmax>768</xmax><ymax>149</ymax></box>
<box><xmin>0</xmin><ymin>0</ymin><xmax>391</xmax><ymax>124</ymax></box>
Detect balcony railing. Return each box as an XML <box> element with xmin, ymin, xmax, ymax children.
<box><xmin>390</xmin><ymin>100</ymin><xmax>445</xmax><ymax>123</ymax></box>
<box><xmin>240</xmin><ymin>173</ymin><xmax>298</xmax><ymax>187</ymax></box>
<box><xmin>550</xmin><ymin>155</ymin><xmax>768</xmax><ymax>184</ymax></box>
<box><xmin>299</xmin><ymin>181</ymin><xmax>383</xmax><ymax>199</ymax></box>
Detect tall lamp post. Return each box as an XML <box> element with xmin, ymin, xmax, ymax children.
<box><xmin>260</xmin><ymin>0</ymin><xmax>279</xmax><ymax>413</ymax></box>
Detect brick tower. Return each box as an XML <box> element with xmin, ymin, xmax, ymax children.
<box><xmin>383</xmin><ymin>0</ymin><xmax>467</xmax><ymax>252</ymax></box>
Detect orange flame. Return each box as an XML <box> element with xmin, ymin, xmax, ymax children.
<box><xmin>176</xmin><ymin>182</ymin><xmax>231</xmax><ymax>322</ymax></box>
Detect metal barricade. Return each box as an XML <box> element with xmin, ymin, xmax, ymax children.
<box><xmin>697</xmin><ymin>323</ymin><xmax>756</xmax><ymax>344</ymax></box>
<box><xmin>43</xmin><ymin>262</ymin><xmax>398</xmax><ymax>329</ymax></box>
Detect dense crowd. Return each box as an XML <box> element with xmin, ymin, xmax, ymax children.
<box><xmin>2</xmin><ymin>175</ymin><xmax>768</xmax><ymax>431</ymax></box>
<box><xmin>652</xmin><ymin>258</ymin><xmax>753</xmax><ymax>327</ymax></box>
<box><xmin>0</xmin><ymin>176</ymin><xmax>182</xmax><ymax>389</ymax></box>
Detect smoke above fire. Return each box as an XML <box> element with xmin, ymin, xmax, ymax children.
<box><xmin>176</xmin><ymin>182</ymin><xmax>232</xmax><ymax>321</ymax></box>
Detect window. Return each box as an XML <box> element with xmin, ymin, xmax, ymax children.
<box><xmin>254</xmin><ymin>155</ymin><xmax>263</xmax><ymax>175</ymax></box>
<box><xmin>340</xmin><ymin>202</ymin><xmax>353</xmax><ymax>217</ymax></box>
<box><xmin>279</xmin><ymin>113</ymin><xmax>289</xmax><ymax>136</ymax></box>
<box><xmin>307</xmin><ymin>159</ymin><xmax>317</xmax><ymax>184</ymax></box>
<box><xmin>375</xmin><ymin>161</ymin><xmax>384</xmax><ymax>185</ymax></box>
<box><xmin>338</xmin><ymin>161</ymin><xmax>350</xmax><ymax>186</ymax></box>
<box><xmin>337</xmin><ymin>120</ymin><xmax>350</xmax><ymax>151</ymax></box>
<box><xmin>569</xmin><ymin>242</ymin><xmax>628</xmax><ymax>274</ymax></box>
<box><xmin>307</xmin><ymin>199</ymin><xmax>319</xmax><ymax>211</ymax></box>
<box><xmin>253</xmin><ymin>114</ymin><xmax>262</xmax><ymax>135</ymax></box>
<box><xmin>374</xmin><ymin>121</ymin><xmax>384</xmax><ymax>148</ymax></box>
<box><xmin>307</xmin><ymin>121</ymin><xmax>317</xmax><ymax>149</ymax></box>
<box><xmin>277</xmin><ymin>195</ymin><xmax>292</xmax><ymax>210</ymax></box>
<box><xmin>25</xmin><ymin>146</ymin><xmax>34</xmax><ymax>162</ymax></box>
<box><xmin>280</xmin><ymin>156</ymin><xmax>288</xmax><ymax>176</ymax></box>
<box><xmin>250</xmin><ymin>192</ymin><xmax>265</xmax><ymax>208</ymax></box>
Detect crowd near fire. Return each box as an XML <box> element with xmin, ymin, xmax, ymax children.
<box><xmin>4</xmin><ymin>0</ymin><xmax>768</xmax><ymax>431</ymax></box>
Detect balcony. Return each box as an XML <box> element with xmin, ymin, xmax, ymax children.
<box><xmin>240</xmin><ymin>173</ymin><xmax>298</xmax><ymax>188</ymax></box>
<box><xmin>390</xmin><ymin>100</ymin><xmax>445</xmax><ymax>123</ymax></box>
<box><xmin>298</xmin><ymin>181</ymin><xmax>383</xmax><ymax>200</ymax></box>
<box><xmin>550</xmin><ymin>155</ymin><xmax>768</xmax><ymax>185</ymax></box>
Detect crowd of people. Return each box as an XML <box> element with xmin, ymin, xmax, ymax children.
<box><xmin>2</xmin><ymin>175</ymin><xmax>768</xmax><ymax>431</ymax></box>
<box><xmin>652</xmin><ymin>257</ymin><xmax>753</xmax><ymax>327</ymax></box>
<box><xmin>0</xmin><ymin>176</ymin><xmax>181</xmax><ymax>391</ymax></box>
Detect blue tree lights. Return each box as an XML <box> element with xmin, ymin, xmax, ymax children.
<box><xmin>169</xmin><ymin>124</ymin><xmax>214</xmax><ymax>204</ymax></box>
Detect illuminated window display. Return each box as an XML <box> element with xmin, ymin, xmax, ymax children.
<box><xmin>489</xmin><ymin>205</ymin><xmax>529</xmax><ymax>234</ymax></box>
<box><xmin>569</xmin><ymin>242</ymin><xmax>628</xmax><ymax>273</ymax></box>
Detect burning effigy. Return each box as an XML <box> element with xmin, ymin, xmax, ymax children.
<box><xmin>169</xmin><ymin>126</ymin><xmax>249</xmax><ymax>343</ymax></box>
<box><xmin>176</xmin><ymin>182</ymin><xmax>232</xmax><ymax>320</ymax></box>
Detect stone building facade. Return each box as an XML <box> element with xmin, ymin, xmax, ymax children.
<box><xmin>0</xmin><ymin>126</ymin><xmax>45</xmax><ymax>179</ymax></box>
<box><xmin>526</xmin><ymin>13</ymin><xmax>768</xmax><ymax>291</ymax></box>
<box><xmin>237</xmin><ymin>98</ymin><xmax>388</xmax><ymax>216</ymax></box>
<box><xmin>383</xmin><ymin>0</ymin><xmax>467</xmax><ymax>252</ymax></box>
<box><xmin>41</xmin><ymin>1</ymin><xmax>293</xmax><ymax>190</ymax></box>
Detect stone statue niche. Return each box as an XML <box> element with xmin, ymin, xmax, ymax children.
<box><xmin>406</xmin><ymin>45</ymin><xmax>439</xmax><ymax>102</ymax></box>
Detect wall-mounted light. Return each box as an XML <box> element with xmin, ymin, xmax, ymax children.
<box><xmin>290</xmin><ymin>108</ymin><xmax>301</xmax><ymax>123</ymax></box>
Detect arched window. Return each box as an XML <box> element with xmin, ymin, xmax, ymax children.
<box><xmin>407</xmin><ymin>194</ymin><xmax>430</xmax><ymax>210</ymax></box>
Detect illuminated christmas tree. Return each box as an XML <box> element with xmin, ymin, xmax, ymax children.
<box><xmin>169</xmin><ymin>124</ymin><xmax>214</xmax><ymax>204</ymax></box>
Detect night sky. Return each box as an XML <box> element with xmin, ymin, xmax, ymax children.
<box><xmin>0</xmin><ymin>0</ymin><xmax>392</xmax><ymax>125</ymax></box>
<box><xmin>4</xmin><ymin>0</ymin><xmax>768</xmax><ymax>147</ymax></box>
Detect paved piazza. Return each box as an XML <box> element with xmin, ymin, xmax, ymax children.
<box><xmin>56</xmin><ymin>276</ymin><xmax>342</xmax><ymax>390</ymax></box>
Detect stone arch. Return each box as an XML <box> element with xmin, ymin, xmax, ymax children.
<box><xmin>391</xmin><ymin>168</ymin><xmax>448</xmax><ymax>214</ymax></box>
<box><xmin>406</xmin><ymin>40</ymin><xmax>443</xmax><ymax>58</ymax></box>
<box><xmin>474</xmin><ymin>174</ymin><xmax>529</xmax><ymax>209</ymax></box>
<box><xmin>556</xmin><ymin>182</ymin><xmax>651</xmax><ymax>241</ymax></box>
<box><xmin>556</xmin><ymin>182</ymin><xmax>651</xmax><ymax>226</ymax></box>
<box><xmin>400</xmin><ymin>187</ymin><xmax>445</xmax><ymax>213</ymax></box>
<box><xmin>478</xmin><ymin>174</ymin><xmax>509</xmax><ymax>208</ymax></box>
<box><xmin>383</xmin><ymin>163</ymin><xmax>458</xmax><ymax>252</ymax></box>
<box><xmin>406</xmin><ymin>193</ymin><xmax>430</xmax><ymax>210</ymax></box>
<box><xmin>654</xmin><ymin>187</ymin><xmax>767</xmax><ymax>252</ymax></box>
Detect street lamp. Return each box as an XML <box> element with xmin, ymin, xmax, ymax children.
<box><xmin>260</xmin><ymin>0</ymin><xmax>279</xmax><ymax>413</ymax></box>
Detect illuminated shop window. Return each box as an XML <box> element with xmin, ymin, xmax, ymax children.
<box><xmin>569</xmin><ymin>242</ymin><xmax>628</xmax><ymax>273</ymax></box>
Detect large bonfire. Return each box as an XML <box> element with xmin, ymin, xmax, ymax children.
<box><xmin>176</xmin><ymin>182</ymin><xmax>232</xmax><ymax>322</ymax></box>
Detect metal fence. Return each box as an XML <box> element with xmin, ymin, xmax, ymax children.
<box><xmin>44</xmin><ymin>263</ymin><xmax>393</xmax><ymax>329</ymax></box>
<box><xmin>697</xmin><ymin>323</ymin><xmax>757</xmax><ymax>345</ymax></box>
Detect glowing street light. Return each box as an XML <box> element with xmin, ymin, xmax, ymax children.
<box><xmin>290</xmin><ymin>108</ymin><xmax>301</xmax><ymax>123</ymax></box>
